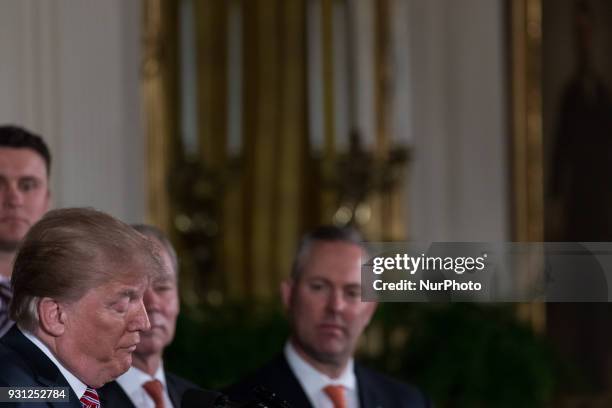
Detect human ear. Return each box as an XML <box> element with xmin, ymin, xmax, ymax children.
<box><xmin>363</xmin><ymin>301</ymin><xmax>378</xmax><ymax>326</ymax></box>
<box><xmin>38</xmin><ymin>297</ymin><xmax>66</xmax><ymax>337</ymax></box>
<box><xmin>280</xmin><ymin>279</ymin><xmax>294</xmax><ymax>311</ymax></box>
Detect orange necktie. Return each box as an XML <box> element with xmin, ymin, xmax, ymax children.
<box><xmin>143</xmin><ymin>379</ymin><xmax>165</xmax><ymax>408</ymax></box>
<box><xmin>323</xmin><ymin>385</ymin><xmax>346</xmax><ymax>408</ymax></box>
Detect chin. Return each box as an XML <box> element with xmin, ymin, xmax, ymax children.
<box><xmin>317</xmin><ymin>342</ymin><xmax>350</xmax><ymax>357</ymax></box>
<box><xmin>114</xmin><ymin>354</ymin><xmax>133</xmax><ymax>374</ymax></box>
<box><xmin>92</xmin><ymin>362</ymin><xmax>130</xmax><ymax>389</ymax></box>
<box><xmin>136</xmin><ymin>339</ymin><xmax>164</xmax><ymax>355</ymax></box>
<box><xmin>317</xmin><ymin>337</ymin><xmax>346</xmax><ymax>351</ymax></box>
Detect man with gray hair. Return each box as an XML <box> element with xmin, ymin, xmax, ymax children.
<box><xmin>0</xmin><ymin>208</ymin><xmax>163</xmax><ymax>407</ymax></box>
<box><xmin>100</xmin><ymin>224</ymin><xmax>221</xmax><ymax>408</ymax></box>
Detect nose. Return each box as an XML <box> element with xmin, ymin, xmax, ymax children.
<box><xmin>4</xmin><ymin>182</ymin><xmax>24</xmax><ymax>207</ymax></box>
<box><xmin>143</xmin><ymin>287</ymin><xmax>160</xmax><ymax>313</ymax></box>
<box><xmin>129</xmin><ymin>298</ymin><xmax>151</xmax><ymax>332</ymax></box>
<box><xmin>326</xmin><ymin>289</ymin><xmax>346</xmax><ymax>313</ymax></box>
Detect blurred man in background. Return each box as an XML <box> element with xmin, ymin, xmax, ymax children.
<box><xmin>0</xmin><ymin>125</ymin><xmax>51</xmax><ymax>337</ymax></box>
<box><xmin>100</xmin><ymin>224</ymin><xmax>221</xmax><ymax>408</ymax></box>
<box><xmin>0</xmin><ymin>208</ymin><xmax>159</xmax><ymax>406</ymax></box>
<box><xmin>228</xmin><ymin>225</ymin><xmax>430</xmax><ymax>408</ymax></box>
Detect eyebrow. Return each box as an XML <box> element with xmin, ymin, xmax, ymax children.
<box><xmin>117</xmin><ymin>289</ymin><xmax>139</xmax><ymax>299</ymax></box>
<box><xmin>153</xmin><ymin>276</ymin><xmax>175</xmax><ymax>285</ymax></box>
<box><xmin>0</xmin><ymin>175</ymin><xmax>43</xmax><ymax>184</ymax></box>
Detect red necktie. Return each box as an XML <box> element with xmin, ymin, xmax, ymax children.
<box><xmin>143</xmin><ymin>379</ymin><xmax>166</xmax><ymax>408</ymax></box>
<box><xmin>80</xmin><ymin>387</ymin><xmax>100</xmax><ymax>408</ymax></box>
<box><xmin>323</xmin><ymin>385</ymin><xmax>346</xmax><ymax>408</ymax></box>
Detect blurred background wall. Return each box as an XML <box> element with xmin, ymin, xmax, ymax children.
<box><xmin>4</xmin><ymin>0</ymin><xmax>611</xmax><ymax>406</ymax></box>
<box><xmin>0</xmin><ymin>0</ymin><xmax>145</xmax><ymax>222</ymax></box>
<box><xmin>0</xmin><ymin>0</ymin><xmax>509</xmax><ymax>242</ymax></box>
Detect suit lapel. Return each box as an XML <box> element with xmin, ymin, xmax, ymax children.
<box><xmin>165</xmin><ymin>372</ymin><xmax>182</xmax><ymax>408</ymax></box>
<box><xmin>99</xmin><ymin>380</ymin><xmax>135</xmax><ymax>408</ymax></box>
<box><xmin>276</xmin><ymin>355</ymin><xmax>314</xmax><ymax>408</ymax></box>
<box><xmin>355</xmin><ymin>364</ymin><xmax>382</xmax><ymax>408</ymax></box>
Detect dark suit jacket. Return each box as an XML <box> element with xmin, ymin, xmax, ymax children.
<box><xmin>99</xmin><ymin>371</ymin><xmax>222</xmax><ymax>408</ymax></box>
<box><xmin>226</xmin><ymin>354</ymin><xmax>431</xmax><ymax>408</ymax></box>
<box><xmin>0</xmin><ymin>326</ymin><xmax>82</xmax><ymax>408</ymax></box>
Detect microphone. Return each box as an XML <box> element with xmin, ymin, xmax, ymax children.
<box><xmin>182</xmin><ymin>386</ymin><xmax>292</xmax><ymax>408</ymax></box>
<box><xmin>232</xmin><ymin>386</ymin><xmax>292</xmax><ymax>408</ymax></box>
<box><xmin>181</xmin><ymin>388</ymin><xmax>228</xmax><ymax>408</ymax></box>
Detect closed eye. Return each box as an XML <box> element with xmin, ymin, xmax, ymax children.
<box><xmin>19</xmin><ymin>177</ymin><xmax>41</xmax><ymax>192</ymax></box>
<box><xmin>345</xmin><ymin>287</ymin><xmax>361</xmax><ymax>301</ymax></box>
<box><xmin>154</xmin><ymin>284</ymin><xmax>173</xmax><ymax>292</ymax></box>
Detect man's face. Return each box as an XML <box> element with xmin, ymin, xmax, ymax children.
<box><xmin>0</xmin><ymin>148</ymin><xmax>49</xmax><ymax>250</ymax></box>
<box><xmin>135</xmin><ymin>244</ymin><xmax>179</xmax><ymax>357</ymax></box>
<box><xmin>282</xmin><ymin>241</ymin><xmax>377</xmax><ymax>367</ymax></box>
<box><xmin>57</xmin><ymin>267</ymin><xmax>150</xmax><ymax>388</ymax></box>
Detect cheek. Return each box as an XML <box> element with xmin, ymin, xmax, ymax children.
<box><xmin>68</xmin><ymin>321</ymin><xmax>116</xmax><ymax>357</ymax></box>
<box><xmin>90</xmin><ymin>314</ymin><xmax>129</xmax><ymax>345</ymax></box>
<box><xmin>26</xmin><ymin>191</ymin><xmax>47</xmax><ymax>206</ymax></box>
<box><xmin>161</xmin><ymin>294</ymin><xmax>180</xmax><ymax>319</ymax></box>
<box><xmin>349</xmin><ymin>307</ymin><xmax>373</xmax><ymax>331</ymax></box>
<box><xmin>296</xmin><ymin>300</ymin><xmax>323</xmax><ymax>326</ymax></box>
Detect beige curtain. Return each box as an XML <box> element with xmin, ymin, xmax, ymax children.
<box><xmin>143</xmin><ymin>0</ymin><xmax>407</xmax><ymax>302</ymax></box>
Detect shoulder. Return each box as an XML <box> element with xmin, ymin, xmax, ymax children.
<box><xmin>98</xmin><ymin>381</ymin><xmax>134</xmax><ymax>408</ymax></box>
<box><xmin>225</xmin><ymin>354</ymin><xmax>290</xmax><ymax>392</ymax></box>
<box><xmin>166</xmin><ymin>371</ymin><xmax>206</xmax><ymax>395</ymax></box>
<box><xmin>0</xmin><ymin>337</ymin><xmax>39</xmax><ymax>386</ymax></box>
<box><xmin>356</xmin><ymin>364</ymin><xmax>432</xmax><ymax>408</ymax></box>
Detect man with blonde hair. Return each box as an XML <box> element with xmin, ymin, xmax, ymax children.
<box><xmin>0</xmin><ymin>208</ymin><xmax>163</xmax><ymax>407</ymax></box>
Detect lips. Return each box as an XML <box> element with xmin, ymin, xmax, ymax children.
<box><xmin>318</xmin><ymin>323</ymin><xmax>346</xmax><ymax>336</ymax></box>
<box><xmin>120</xmin><ymin>334</ymin><xmax>140</xmax><ymax>350</ymax></box>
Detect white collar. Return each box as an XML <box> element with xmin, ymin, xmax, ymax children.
<box><xmin>20</xmin><ymin>327</ymin><xmax>88</xmax><ymax>399</ymax></box>
<box><xmin>284</xmin><ymin>341</ymin><xmax>356</xmax><ymax>396</ymax></box>
<box><xmin>116</xmin><ymin>363</ymin><xmax>168</xmax><ymax>395</ymax></box>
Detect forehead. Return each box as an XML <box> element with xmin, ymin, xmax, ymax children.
<box><xmin>94</xmin><ymin>274</ymin><xmax>149</xmax><ymax>298</ymax></box>
<box><xmin>156</xmin><ymin>246</ymin><xmax>176</xmax><ymax>281</ymax></box>
<box><xmin>147</xmin><ymin>238</ymin><xmax>176</xmax><ymax>280</ymax></box>
<box><xmin>69</xmin><ymin>274</ymin><xmax>149</xmax><ymax>309</ymax></box>
<box><xmin>0</xmin><ymin>147</ymin><xmax>47</xmax><ymax>178</ymax></box>
<box><xmin>96</xmin><ymin>251</ymin><xmax>159</xmax><ymax>285</ymax></box>
<box><xmin>301</xmin><ymin>241</ymin><xmax>364</xmax><ymax>283</ymax></box>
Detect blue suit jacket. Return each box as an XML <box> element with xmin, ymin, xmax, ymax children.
<box><xmin>0</xmin><ymin>326</ymin><xmax>82</xmax><ymax>408</ymax></box>
<box><xmin>99</xmin><ymin>372</ymin><xmax>222</xmax><ymax>408</ymax></box>
<box><xmin>226</xmin><ymin>354</ymin><xmax>432</xmax><ymax>408</ymax></box>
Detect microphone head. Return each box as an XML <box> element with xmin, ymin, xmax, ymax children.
<box><xmin>247</xmin><ymin>386</ymin><xmax>292</xmax><ymax>408</ymax></box>
<box><xmin>181</xmin><ymin>388</ymin><xmax>228</xmax><ymax>408</ymax></box>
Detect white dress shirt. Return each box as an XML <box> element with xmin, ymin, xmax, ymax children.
<box><xmin>116</xmin><ymin>363</ymin><xmax>174</xmax><ymax>408</ymax></box>
<box><xmin>284</xmin><ymin>342</ymin><xmax>360</xmax><ymax>408</ymax></box>
<box><xmin>20</xmin><ymin>327</ymin><xmax>89</xmax><ymax>400</ymax></box>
